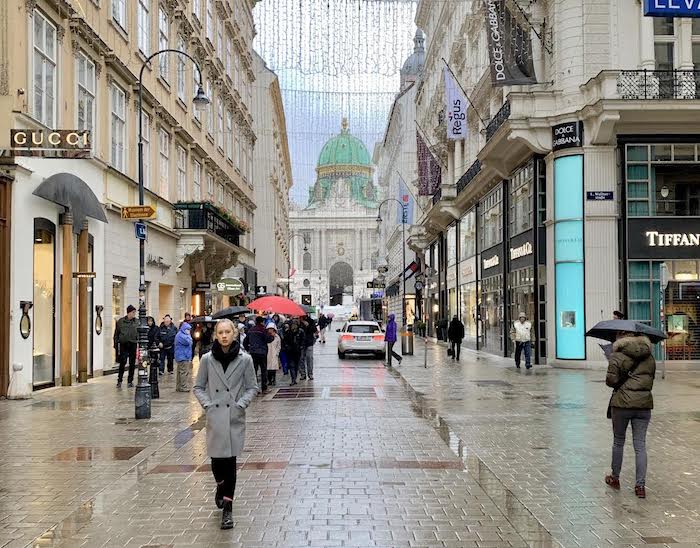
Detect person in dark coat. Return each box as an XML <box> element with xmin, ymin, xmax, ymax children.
<box><xmin>193</xmin><ymin>319</ymin><xmax>258</xmax><ymax>529</ymax></box>
<box><xmin>384</xmin><ymin>313</ymin><xmax>402</xmax><ymax>367</ymax></box>
<box><xmin>282</xmin><ymin>319</ymin><xmax>305</xmax><ymax>385</ymax></box>
<box><xmin>115</xmin><ymin>305</ymin><xmax>139</xmax><ymax>388</ymax></box>
<box><xmin>299</xmin><ymin>316</ymin><xmax>318</xmax><ymax>380</ymax></box>
<box><xmin>198</xmin><ymin>323</ymin><xmax>214</xmax><ymax>358</ymax></box>
<box><xmin>604</xmin><ymin>333</ymin><xmax>656</xmax><ymax>499</ymax></box>
<box><xmin>447</xmin><ymin>315</ymin><xmax>465</xmax><ymax>361</ymax></box>
<box><xmin>318</xmin><ymin>313</ymin><xmax>329</xmax><ymax>343</ymax></box>
<box><xmin>243</xmin><ymin>316</ymin><xmax>273</xmax><ymax>393</ymax></box>
<box><xmin>157</xmin><ymin>315</ymin><xmax>178</xmax><ymax>374</ymax></box>
<box><xmin>146</xmin><ymin>316</ymin><xmax>159</xmax><ymax>348</ymax></box>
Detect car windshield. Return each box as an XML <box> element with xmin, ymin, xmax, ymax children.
<box><xmin>347</xmin><ymin>324</ymin><xmax>380</xmax><ymax>334</ymax></box>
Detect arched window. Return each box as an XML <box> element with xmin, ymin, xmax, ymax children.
<box><xmin>302</xmin><ymin>252</ymin><xmax>311</xmax><ymax>271</ymax></box>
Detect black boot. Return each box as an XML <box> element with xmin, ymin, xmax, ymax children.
<box><xmin>221</xmin><ymin>500</ymin><xmax>233</xmax><ymax>530</ymax></box>
<box><xmin>214</xmin><ymin>481</ymin><xmax>224</xmax><ymax>509</ymax></box>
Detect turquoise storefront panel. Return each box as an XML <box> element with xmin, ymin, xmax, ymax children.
<box><xmin>554</xmin><ymin>155</ymin><xmax>585</xmax><ymax>359</ymax></box>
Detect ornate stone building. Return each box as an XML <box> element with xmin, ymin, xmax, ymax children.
<box><xmin>289</xmin><ymin>119</ymin><xmax>379</xmax><ymax>307</ymax></box>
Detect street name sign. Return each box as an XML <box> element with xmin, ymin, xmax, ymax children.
<box><xmin>121</xmin><ymin>205</ymin><xmax>157</xmax><ymax>220</ymax></box>
<box><xmin>644</xmin><ymin>0</ymin><xmax>700</xmax><ymax>17</ymax></box>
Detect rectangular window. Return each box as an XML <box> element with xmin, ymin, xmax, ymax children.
<box><xmin>110</xmin><ymin>83</ymin><xmax>126</xmax><ymax>171</ymax></box>
<box><xmin>226</xmin><ymin>190</ymin><xmax>233</xmax><ymax>212</ymax></box>
<box><xmin>226</xmin><ymin>35</ymin><xmax>232</xmax><ymax>74</ymax></box>
<box><xmin>193</xmin><ymin>159</ymin><xmax>202</xmax><ymax>201</ymax></box>
<box><xmin>447</xmin><ymin>224</ymin><xmax>457</xmax><ymax>266</ymax></box>
<box><xmin>654</xmin><ymin>17</ymin><xmax>675</xmax><ymax>71</ymax></box>
<box><xmin>159</xmin><ymin>128</ymin><xmax>170</xmax><ymax>198</ymax></box>
<box><xmin>509</xmin><ymin>161</ymin><xmax>534</xmax><ymax>237</ymax></box>
<box><xmin>177</xmin><ymin>145</ymin><xmax>187</xmax><ymax>201</ymax></box>
<box><xmin>217</xmin><ymin>182</ymin><xmax>224</xmax><ymax>204</ymax></box>
<box><xmin>142</xmin><ymin>112</ymin><xmax>151</xmax><ymax>189</ymax></box>
<box><xmin>32</xmin><ymin>10</ymin><xmax>57</xmax><ymax>127</ymax></box>
<box><xmin>234</xmin><ymin>123</ymin><xmax>240</xmax><ymax>169</ymax></box>
<box><xmin>192</xmin><ymin>0</ymin><xmax>200</xmax><ymax>20</ymax></box>
<box><xmin>76</xmin><ymin>52</ymin><xmax>95</xmax><ymax>141</ymax></box>
<box><xmin>226</xmin><ymin>109</ymin><xmax>233</xmax><ymax>160</ymax></box>
<box><xmin>206</xmin><ymin>172</ymin><xmax>214</xmax><ymax>197</ymax></box>
<box><xmin>137</xmin><ymin>0</ymin><xmax>150</xmax><ymax>55</ymax></box>
<box><xmin>158</xmin><ymin>7</ymin><xmax>169</xmax><ymax>81</ymax></box>
<box><xmin>176</xmin><ymin>34</ymin><xmax>186</xmax><ymax>102</ymax></box>
<box><xmin>217</xmin><ymin>18</ymin><xmax>223</xmax><ymax>58</ymax></box>
<box><xmin>206</xmin><ymin>81</ymin><xmax>214</xmax><ymax>135</ymax></box>
<box><xmin>206</xmin><ymin>0</ymin><xmax>214</xmax><ymax>42</ymax></box>
<box><xmin>480</xmin><ymin>186</ymin><xmax>503</xmax><ymax>250</ymax></box>
<box><xmin>112</xmin><ymin>0</ymin><xmax>126</xmax><ymax>28</ymax></box>
<box><xmin>217</xmin><ymin>99</ymin><xmax>224</xmax><ymax>149</ymax></box>
<box><xmin>234</xmin><ymin>51</ymin><xmax>240</xmax><ymax>89</ymax></box>
<box><xmin>459</xmin><ymin>208</ymin><xmax>476</xmax><ymax>259</ymax></box>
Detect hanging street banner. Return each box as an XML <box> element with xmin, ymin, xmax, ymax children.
<box><xmin>397</xmin><ymin>176</ymin><xmax>414</xmax><ymax>225</ymax></box>
<box><xmin>485</xmin><ymin>0</ymin><xmax>537</xmax><ymax>86</ymax></box>
<box><xmin>416</xmin><ymin>131</ymin><xmax>442</xmax><ymax>196</ymax></box>
<box><xmin>443</xmin><ymin>67</ymin><xmax>468</xmax><ymax>140</ymax></box>
<box><xmin>644</xmin><ymin>0</ymin><xmax>700</xmax><ymax>17</ymax></box>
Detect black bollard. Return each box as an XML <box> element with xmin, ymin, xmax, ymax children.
<box><xmin>135</xmin><ymin>367</ymin><xmax>151</xmax><ymax>419</ymax></box>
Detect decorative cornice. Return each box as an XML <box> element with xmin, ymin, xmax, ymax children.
<box><xmin>69</xmin><ymin>17</ymin><xmax>112</xmax><ymax>56</ymax></box>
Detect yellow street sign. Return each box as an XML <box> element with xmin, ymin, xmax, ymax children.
<box><xmin>121</xmin><ymin>205</ymin><xmax>156</xmax><ymax>220</ymax></box>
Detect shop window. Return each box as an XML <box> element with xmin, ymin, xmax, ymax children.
<box><xmin>112</xmin><ymin>276</ymin><xmax>126</xmax><ymax>365</ymax></box>
<box><xmin>447</xmin><ymin>224</ymin><xmax>457</xmax><ymax>266</ymax></box>
<box><xmin>480</xmin><ymin>275</ymin><xmax>503</xmax><ymax>355</ymax></box>
<box><xmin>459</xmin><ymin>208</ymin><xmax>476</xmax><ymax>259</ymax></box>
<box><xmin>33</xmin><ymin>219</ymin><xmax>56</xmax><ymax>387</ymax></box>
<box><xmin>480</xmin><ymin>186</ymin><xmax>503</xmax><ymax>250</ymax></box>
<box><xmin>509</xmin><ymin>162</ymin><xmax>533</xmax><ymax>237</ymax></box>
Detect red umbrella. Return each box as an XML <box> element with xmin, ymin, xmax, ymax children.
<box><xmin>247</xmin><ymin>296</ymin><xmax>306</xmax><ymax>317</ymax></box>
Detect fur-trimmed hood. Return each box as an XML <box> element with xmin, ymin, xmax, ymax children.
<box><xmin>612</xmin><ymin>335</ymin><xmax>652</xmax><ymax>360</ymax></box>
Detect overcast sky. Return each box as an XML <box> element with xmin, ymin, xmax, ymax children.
<box><xmin>254</xmin><ymin>0</ymin><xmax>418</xmax><ymax>206</ymax></box>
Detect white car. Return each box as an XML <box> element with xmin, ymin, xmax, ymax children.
<box><xmin>337</xmin><ymin>321</ymin><xmax>385</xmax><ymax>359</ymax></box>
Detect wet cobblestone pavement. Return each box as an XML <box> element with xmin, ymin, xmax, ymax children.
<box><xmin>0</xmin><ymin>331</ymin><xmax>698</xmax><ymax>548</ymax></box>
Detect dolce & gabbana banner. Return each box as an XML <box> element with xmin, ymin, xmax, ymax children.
<box><xmin>485</xmin><ymin>0</ymin><xmax>537</xmax><ymax>86</ymax></box>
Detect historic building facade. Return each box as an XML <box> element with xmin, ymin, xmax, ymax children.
<box><xmin>251</xmin><ymin>52</ymin><xmax>292</xmax><ymax>296</ymax></box>
<box><xmin>409</xmin><ymin>0</ymin><xmax>700</xmax><ymax>368</ymax></box>
<box><xmin>0</xmin><ymin>0</ymin><xmax>259</xmax><ymax>395</ymax></box>
<box><xmin>289</xmin><ymin>119</ymin><xmax>379</xmax><ymax>308</ymax></box>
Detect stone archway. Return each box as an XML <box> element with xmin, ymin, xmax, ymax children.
<box><xmin>329</xmin><ymin>261</ymin><xmax>353</xmax><ymax>306</ymax></box>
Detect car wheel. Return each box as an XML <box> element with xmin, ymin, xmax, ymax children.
<box><xmin>338</xmin><ymin>351</ymin><xmax>346</xmax><ymax>359</ymax></box>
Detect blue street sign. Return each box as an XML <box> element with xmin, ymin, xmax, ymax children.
<box><xmin>135</xmin><ymin>222</ymin><xmax>147</xmax><ymax>240</ymax></box>
<box><xmin>644</xmin><ymin>0</ymin><xmax>700</xmax><ymax>17</ymax></box>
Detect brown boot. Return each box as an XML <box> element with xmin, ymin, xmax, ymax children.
<box><xmin>635</xmin><ymin>485</ymin><xmax>646</xmax><ymax>499</ymax></box>
<box><xmin>605</xmin><ymin>475</ymin><xmax>620</xmax><ymax>490</ymax></box>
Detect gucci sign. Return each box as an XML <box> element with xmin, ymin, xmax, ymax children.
<box><xmin>10</xmin><ymin>129</ymin><xmax>91</xmax><ymax>158</ymax></box>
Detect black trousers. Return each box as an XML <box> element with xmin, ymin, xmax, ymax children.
<box><xmin>117</xmin><ymin>341</ymin><xmax>137</xmax><ymax>383</ymax></box>
<box><xmin>252</xmin><ymin>354</ymin><xmax>267</xmax><ymax>391</ymax></box>
<box><xmin>450</xmin><ymin>340</ymin><xmax>461</xmax><ymax>359</ymax></box>
<box><xmin>287</xmin><ymin>355</ymin><xmax>299</xmax><ymax>383</ymax></box>
<box><xmin>387</xmin><ymin>341</ymin><xmax>402</xmax><ymax>365</ymax></box>
<box><xmin>211</xmin><ymin>457</ymin><xmax>237</xmax><ymax>500</ymax></box>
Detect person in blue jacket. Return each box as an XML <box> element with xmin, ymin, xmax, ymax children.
<box><xmin>384</xmin><ymin>314</ymin><xmax>402</xmax><ymax>367</ymax></box>
<box><xmin>174</xmin><ymin>321</ymin><xmax>193</xmax><ymax>392</ymax></box>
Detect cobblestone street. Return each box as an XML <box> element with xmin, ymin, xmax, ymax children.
<box><xmin>1</xmin><ymin>331</ymin><xmax>699</xmax><ymax>548</ymax></box>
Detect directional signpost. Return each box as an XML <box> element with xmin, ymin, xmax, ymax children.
<box><xmin>121</xmin><ymin>205</ymin><xmax>157</xmax><ymax>220</ymax></box>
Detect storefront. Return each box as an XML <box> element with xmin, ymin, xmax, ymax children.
<box><xmin>623</xmin><ymin>140</ymin><xmax>700</xmax><ymax>362</ymax></box>
<box><xmin>446</xmin><ymin>223</ymin><xmax>458</xmax><ymax>320</ymax></box>
<box><xmin>478</xmin><ymin>186</ymin><xmax>505</xmax><ymax>355</ymax></box>
<box><xmin>459</xmin><ymin>208</ymin><xmax>478</xmax><ymax>349</ymax></box>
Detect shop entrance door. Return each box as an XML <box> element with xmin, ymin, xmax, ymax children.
<box><xmin>33</xmin><ymin>219</ymin><xmax>57</xmax><ymax>388</ymax></box>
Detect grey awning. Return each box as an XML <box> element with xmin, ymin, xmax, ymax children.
<box><xmin>33</xmin><ymin>172</ymin><xmax>107</xmax><ymax>233</ymax></box>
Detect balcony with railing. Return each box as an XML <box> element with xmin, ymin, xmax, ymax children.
<box><xmin>581</xmin><ymin>69</ymin><xmax>700</xmax><ymax>102</ymax></box>
<box><xmin>485</xmin><ymin>101</ymin><xmax>511</xmax><ymax>141</ymax></box>
<box><xmin>174</xmin><ymin>202</ymin><xmax>241</xmax><ymax>247</ymax></box>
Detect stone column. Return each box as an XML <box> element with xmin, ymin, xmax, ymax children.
<box><xmin>640</xmin><ymin>3</ymin><xmax>655</xmax><ymax>70</ymax></box>
<box><xmin>60</xmin><ymin>211</ymin><xmax>73</xmax><ymax>387</ymax></box>
<box><xmin>678</xmin><ymin>19</ymin><xmax>694</xmax><ymax>70</ymax></box>
<box><xmin>77</xmin><ymin>221</ymin><xmax>89</xmax><ymax>383</ymax></box>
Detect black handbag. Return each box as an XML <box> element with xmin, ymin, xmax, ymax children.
<box><xmin>447</xmin><ymin>347</ymin><xmax>453</xmax><ymax>357</ymax></box>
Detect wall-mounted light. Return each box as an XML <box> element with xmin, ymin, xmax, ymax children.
<box><xmin>19</xmin><ymin>301</ymin><xmax>33</xmax><ymax>339</ymax></box>
<box><xmin>95</xmin><ymin>305</ymin><xmax>104</xmax><ymax>335</ymax></box>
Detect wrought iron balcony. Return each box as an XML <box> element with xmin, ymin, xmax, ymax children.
<box><xmin>457</xmin><ymin>159</ymin><xmax>482</xmax><ymax>195</ymax></box>
<box><xmin>616</xmin><ymin>69</ymin><xmax>700</xmax><ymax>100</ymax></box>
<box><xmin>174</xmin><ymin>202</ymin><xmax>241</xmax><ymax>247</ymax></box>
<box><xmin>485</xmin><ymin>101</ymin><xmax>511</xmax><ymax>142</ymax></box>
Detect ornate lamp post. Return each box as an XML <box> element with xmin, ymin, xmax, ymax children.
<box><xmin>135</xmin><ymin>50</ymin><xmax>209</xmax><ymax>417</ymax></box>
<box><xmin>287</xmin><ymin>233</ymin><xmax>308</xmax><ymax>298</ymax></box>
<box><xmin>376</xmin><ymin>199</ymin><xmax>407</xmax><ymax>327</ymax></box>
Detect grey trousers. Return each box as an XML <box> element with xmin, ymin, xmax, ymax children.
<box><xmin>611</xmin><ymin>407</ymin><xmax>651</xmax><ymax>487</ymax></box>
<box><xmin>299</xmin><ymin>346</ymin><xmax>314</xmax><ymax>378</ymax></box>
<box><xmin>175</xmin><ymin>360</ymin><xmax>192</xmax><ymax>392</ymax></box>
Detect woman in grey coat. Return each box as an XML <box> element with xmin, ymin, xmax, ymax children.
<box><xmin>193</xmin><ymin>319</ymin><xmax>258</xmax><ymax>529</ymax></box>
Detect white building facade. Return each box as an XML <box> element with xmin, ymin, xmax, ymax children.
<box><xmin>408</xmin><ymin>0</ymin><xmax>700</xmax><ymax>368</ymax></box>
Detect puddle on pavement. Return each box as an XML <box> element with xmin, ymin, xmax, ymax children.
<box><xmin>388</xmin><ymin>367</ymin><xmax>557</xmax><ymax>547</ymax></box>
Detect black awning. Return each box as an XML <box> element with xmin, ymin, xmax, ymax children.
<box><xmin>33</xmin><ymin>172</ymin><xmax>107</xmax><ymax>233</ymax></box>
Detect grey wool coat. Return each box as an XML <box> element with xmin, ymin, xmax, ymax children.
<box><xmin>193</xmin><ymin>351</ymin><xmax>258</xmax><ymax>458</ymax></box>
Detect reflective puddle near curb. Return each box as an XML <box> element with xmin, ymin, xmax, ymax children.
<box><xmin>387</xmin><ymin>367</ymin><xmax>559</xmax><ymax>548</ymax></box>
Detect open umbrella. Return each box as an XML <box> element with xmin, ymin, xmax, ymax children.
<box><xmin>586</xmin><ymin>319</ymin><xmax>667</xmax><ymax>343</ymax></box>
<box><xmin>247</xmin><ymin>296</ymin><xmax>306</xmax><ymax>317</ymax></box>
<box><xmin>212</xmin><ymin>306</ymin><xmax>250</xmax><ymax>319</ymax></box>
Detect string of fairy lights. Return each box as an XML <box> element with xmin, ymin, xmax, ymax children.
<box><xmin>253</xmin><ymin>0</ymin><xmax>418</xmax><ymax>206</ymax></box>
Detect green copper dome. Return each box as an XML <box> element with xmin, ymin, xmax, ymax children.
<box><xmin>317</xmin><ymin>118</ymin><xmax>371</xmax><ymax>168</ymax></box>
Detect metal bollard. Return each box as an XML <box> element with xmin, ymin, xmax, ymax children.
<box><xmin>135</xmin><ymin>367</ymin><xmax>151</xmax><ymax>419</ymax></box>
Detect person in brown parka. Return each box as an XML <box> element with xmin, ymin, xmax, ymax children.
<box><xmin>604</xmin><ymin>332</ymin><xmax>656</xmax><ymax>499</ymax></box>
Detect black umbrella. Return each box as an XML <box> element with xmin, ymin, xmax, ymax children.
<box><xmin>586</xmin><ymin>320</ymin><xmax>667</xmax><ymax>343</ymax></box>
<box><xmin>212</xmin><ymin>306</ymin><xmax>250</xmax><ymax>319</ymax></box>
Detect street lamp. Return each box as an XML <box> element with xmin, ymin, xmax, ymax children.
<box><xmin>136</xmin><ymin>49</ymin><xmax>209</xmax><ymax>392</ymax></box>
<box><xmin>287</xmin><ymin>233</ymin><xmax>308</xmax><ymax>298</ymax></box>
<box><xmin>376</xmin><ymin>198</ymin><xmax>407</xmax><ymax>327</ymax></box>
